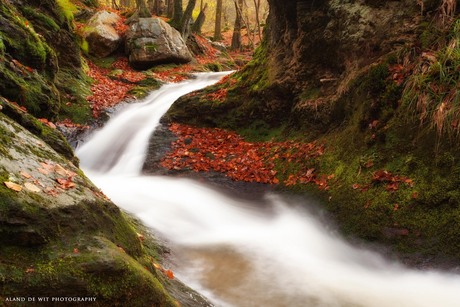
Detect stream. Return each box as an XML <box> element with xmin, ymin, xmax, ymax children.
<box><xmin>76</xmin><ymin>72</ymin><xmax>460</xmax><ymax>307</ymax></box>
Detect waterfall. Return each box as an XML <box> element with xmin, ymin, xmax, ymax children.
<box><xmin>77</xmin><ymin>72</ymin><xmax>460</xmax><ymax>307</ymax></box>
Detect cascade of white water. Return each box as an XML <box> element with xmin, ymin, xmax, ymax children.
<box><xmin>77</xmin><ymin>73</ymin><xmax>460</xmax><ymax>307</ymax></box>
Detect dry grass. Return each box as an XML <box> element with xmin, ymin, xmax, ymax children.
<box><xmin>437</xmin><ymin>0</ymin><xmax>457</xmax><ymax>26</ymax></box>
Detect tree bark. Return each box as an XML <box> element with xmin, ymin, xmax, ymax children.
<box><xmin>180</xmin><ymin>0</ymin><xmax>197</xmax><ymax>39</ymax></box>
<box><xmin>166</xmin><ymin>0</ymin><xmax>174</xmax><ymax>18</ymax></box>
<box><xmin>231</xmin><ymin>0</ymin><xmax>243</xmax><ymax>50</ymax></box>
<box><xmin>253</xmin><ymin>0</ymin><xmax>262</xmax><ymax>41</ymax></box>
<box><xmin>136</xmin><ymin>0</ymin><xmax>151</xmax><ymax>17</ymax></box>
<box><xmin>170</xmin><ymin>0</ymin><xmax>183</xmax><ymax>28</ymax></box>
<box><xmin>192</xmin><ymin>3</ymin><xmax>207</xmax><ymax>34</ymax></box>
<box><xmin>214</xmin><ymin>0</ymin><xmax>223</xmax><ymax>40</ymax></box>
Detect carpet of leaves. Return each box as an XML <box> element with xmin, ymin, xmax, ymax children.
<box><xmin>86</xmin><ymin>58</ymin><xmax>146</xmax><ymax>118</ymax></box>
<box><xmin>161</xmin><ymin>124</ymin><xmax>330</xmax><ymax>189</ymax></box>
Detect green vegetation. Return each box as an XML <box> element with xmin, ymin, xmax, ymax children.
<box><xmin>403</xmin><ymin>17</ymin><xmax>460</xmax><ymax>140</ymax></box>
<box><xmin>56</xmin><ymin>0</ymin><xmax>78</xmax><ymax>23</ymax></box>
<box><xmin>55</xmin><ymin>69</ymin><xmax>93</xmax><ymax>124</ymax></box>
<box><xmin>128</xmin><ymin>77</ymin><xmax>162</xmax><ymax>98</ymax></box>
<box><xmin>20</xmin><ymin>6</ymin><xmax>60</xmax><ymax>32</ymax></box>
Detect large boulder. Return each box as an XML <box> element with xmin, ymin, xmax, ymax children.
<box><xmin>126</xmin><ymin>18</ymin><xmax>193</xmax><ymax>69</ymax></box>
<box><xmin>84</xmin><ymin>11</ymin><xmax>122</xmax><ymax>57</ymax></box>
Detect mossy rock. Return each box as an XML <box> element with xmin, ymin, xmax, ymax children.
<box><xmin>1</xmin><ymin>99</ymin><xmax>76</xmax><ymax>164</ymax></box>
<box><xmin>0</xmin><ymin>113</ymin><xmax>202</xmax><ymax>306</ymax></box>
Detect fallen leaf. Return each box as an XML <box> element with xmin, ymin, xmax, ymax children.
<box><xmin>73</xmin><ymin>248</ymin><xmax>79</xmax><ymax>254</ymax></box>
<box><xmin>44</xmin><ymin>187</ymin><xmax>59</xmax><ymax>196</ymax></box>
<box><xmin>56</xmin><ymin>177</ymin><xmax>75</xmax><ymax>189</ymax></box>
<box><xmin>4</xmin><ymin>181</ymin><xmax>22</xmax><ymax>192</ymax></box>
<box><xmin>54</xmin><ymin>164</ymin><xmax>68</xmax><ymax>176</ymax></box>
<box><xmin>24</xmin><ymin>182</ymin><xmax>41</xmax><ymax>192</ymax></box>
<box><xmin>20</xmin><ymin>170</ymin><xmax>32</xmax><ymax>179</ymax></box>
<box><xmin>165</xmin><ymin>269</ymin><xmax>174</xmax><ymax>279</ymax></box>
<box><xmin>37</xmin><ymin>168</ymin><xmax>50</xmax><ymax>175</ymax></box>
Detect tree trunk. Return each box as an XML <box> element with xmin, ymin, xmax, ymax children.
<box><xmin>136</xmin><ymin>0</ymin><xmax>151</xmax><ymax>17</ymax></box>
<box><xmin>170</xmin><ymin>0</ymin><xmax>183</xmax><ymax>28</ymax></box>
<box><xmin>231</xmin><ymin>0</ymin><xmax>243</xmax><ymax>50</ymax></box>
<box><xmin>166</xmin><ymin>0</ymin><xmax>174</xmax><ymax>18</ymax></box>
<box><xmin>180</xmin><ymin>0</ymin><xmax>196</xmax><ymax>39</ymax></box>
<box><xmin>192</xmin><ymin>3</ymin><xmax>207</xmax><ymax>34</ymax></box>
<box><xmin>120</xmin><ymin>0</ymin><xmax>131</xmax><ymax>7</ymax></box>
<box><xmin>253</xmin><ymin>0</ymin><xmax>262</xmax><ymax>41</ymax></box>
<box><xmin>214</xmin><ymin>0</ymin><xmax>223</xmax><ymax>40</ymax></box>
<box><xmin>147</xmin><ymin>0</ymin><xmax>154</xmax><ymax>13</ymax></box>
<box><xmin>153</xmin><ymin>0</ymin><xmax>165</xmax><ymax>15</ymax></box>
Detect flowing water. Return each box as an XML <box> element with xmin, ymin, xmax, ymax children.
<box><xmin>77</xmin><ymin>72</ymin><xmax>460</xmax><ymax>307</ymax></box>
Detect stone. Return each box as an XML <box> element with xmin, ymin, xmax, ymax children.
<box><xmin>125</xmin><ymin>18</ymin><xmax>193</xmax><ymax>69</ymax></box>
<box><xmin>211</xmin><ymin>41</ymin><xmax>227</xmax><ymax>52</ymax></box>
<box><xmin>84</xmin><ymin>11</ymin><xmax>122</xmax><ymax>57</ymax></box>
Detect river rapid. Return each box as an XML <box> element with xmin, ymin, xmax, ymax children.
<box><xmin>76</xmin><ymin>72</ymin><xmax>460</xmax><ymax>307</ymax></box>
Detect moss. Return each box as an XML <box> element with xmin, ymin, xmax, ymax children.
<box><xmin>55</xmin><ymin>69</ymin><xmax>92</xmax><ymax>124</ymax></box>
<box><xmin>1</xmin><ymin>101</ymin><xmax>76</xmax><ymax>163</ymax></box>
<box><xmin>128</xmin><ymin>77</ymin><xmax>162</xmax><ymax>99</ymax></box>
<box><xmin>145</xmin><ymin>43</ymin><xmax>158</xmax><ymax>52</ymax></box>
<box><xmin>81</xmin><ymin>38</ymin><xmax>89</xmax><ymax>54</ymax></box>
<box><xmin>204</xmin><ymin>62</ymin><xmax>223</xmax><ymax>72</ymax></box>
<box><xmin>56</xmin><ymin>0</ymin><xmax>77</xmax><ymax>23</ymax></box>
<box><xmin>20</xmin><ymin>6</ymin><xmax>60</xmax><ymax>32</ymax></box>
<box><xmin>0</xmin><ymin>193</ymin><xmax>177</xmax><ymax>305</ymax></box>
<box><xmin>0</xmin><ymin>34</ymin><xmax>4</xmax><ymax>56</ymax></box>
<box><xmin>90</xmin><ymin>56</ymin><xmax>117</xmax><ymax>69</ymax></box>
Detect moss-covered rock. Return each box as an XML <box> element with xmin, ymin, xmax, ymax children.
<box><xmin>0</xmin><ymin>111</ymin><xmax>179</xmax><ymax>306</ymax></box>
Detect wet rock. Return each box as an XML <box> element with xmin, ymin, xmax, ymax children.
<box><xmin>126</xmin><ymin>18</ymin><xmax>193</xmax><ymax>69</ymax></box>
<box><xmin>84</xmin><ymin>11</ymin><xmax>122</xmax><ymax>57</ymax></box>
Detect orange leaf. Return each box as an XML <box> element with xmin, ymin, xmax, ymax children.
<box><xmin>20</xmin><ymin>170</ymin><xmax>32</xmax><ymax>179</ymax></box>
<box><xmin>4</xmin><ymin>181</ymin><xmax>22</xmax><ymax>192</ymax></box>
<box><xmin>165</xmin><ymin>269</ymin><xmax>174</xmax><ymax>279</ymax></box>
<box><xmin>24</xmin><ymin>182</ymin><xmax>41</xmax><ymax>192</ymax></box>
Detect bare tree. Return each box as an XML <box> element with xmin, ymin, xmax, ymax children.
<box><xmin>170</xmin><ymin>0</ymin><xmax>183</xmax><ymax>28</ymax></box>
<box><xmin>136</xmin><ymin>0</ymin><xmax>151</xmax><ymax>17</ymax></box>
<box><xmin>214</xmin><ymin>0</ymin><xmax>223</xmax><ymax>40</ymax></box>
<box><xmin>147</xmin><ymin>0</ymin><xmax>154</xmax><ymax>13</ymax></box>
<box><xmin>120</xmin><ymin>0</ymin><xmax>131</xmax><ymax>7</ymax></box>
<box><xmin>253</xmin><ymin>0</ymin><xmax>262</xmax><ymax>41</ymax></box>
<box><xmin>192</xmin><ymin>3</ymin><xmax>208</xmax><ymax>34</ymax></box>
<box><xmin>180</xmin><ymin>0</ymin><xmax>197</xmax><ymax>39</ymax></box>
<box><xmin>231</xmin><ymin>0</ymin><xmax>244</xmax><ymax>50</ymax></box>
<box><xmin>166</xmin><ymin>0</ymin><xmax>174</xmax><ymax>18</ymax></box>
